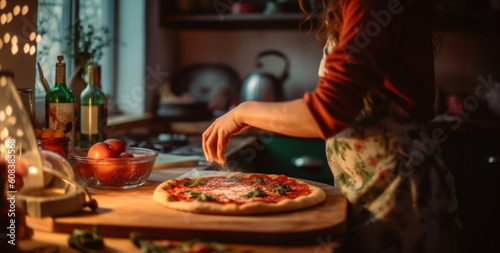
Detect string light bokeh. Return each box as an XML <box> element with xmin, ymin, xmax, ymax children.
<box><xmin>0</xmin><ymin>0</ymin><xmax>40</xmax><ymax>71</ymax></box>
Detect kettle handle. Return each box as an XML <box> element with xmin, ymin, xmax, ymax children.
<box><xmin>255</xmin><ymin>50</ymin><xmax>290</xmax><ymax>83</ymax></box>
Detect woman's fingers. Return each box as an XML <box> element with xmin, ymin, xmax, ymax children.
<box><xmin>202</xmin><ymin>108</ymin><xmax>247</xmax><ymax>164</ymax></box>
<box><xmin>216</xmin><ymin>132</ymin><xmax>229</xmax><ymax>164</ymax></box>
<box><xmin>202</xmin><ymin>126</ymin><xmax>217</xmax><ymax>163</ymax></box>
<box><xmin>202</xmin><ymin>124</ymin><xmax>232</xmax><ymax>164</ymax></box>
<box><xmin>202</xmin><ymin>124</ymin><xmax>213</xmax><ymax>162</ymax></box>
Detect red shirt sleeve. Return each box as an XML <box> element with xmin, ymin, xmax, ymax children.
<box><xmin>304</xmin><ymin>0</ymin><xmax>436</xmax><ymax>139</ymax></box>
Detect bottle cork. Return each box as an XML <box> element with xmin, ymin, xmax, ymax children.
<box><xmin>87</xmin><ymin>64</ymin><xmax>98</xmax><ymax>84</ymax></box>
<box><xmin>55</xmin><ymin>55</ymin><xmax>66</xmax><ymax>84</ymax></box>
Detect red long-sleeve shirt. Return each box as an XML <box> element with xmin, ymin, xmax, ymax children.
<box><xmin>304</xmin><ymin>0</ymin><xmax>436</xmax><ymax>139</ymax></box>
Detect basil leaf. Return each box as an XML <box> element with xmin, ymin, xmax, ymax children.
<box><xmin>196</xmin><ymin>193</ymin><xmax>216</xmax><ymax>202</ymax></box>
<box><xmin>183</xmin><ymin>179</ymin><xmax>206</xmax><ymax>187</ymax></box>
<box><xmin>274</xmin><ymin>183</ymin><xmax>291</xmax><ymax>195</ymax></box>
<box><xmin>243</xmin><ymin>187</ymin><xmax>267</xmax><ymax>199</ymax></box>
<box><xmin>184</xmin><ymin>191</ymin><xmax>215</xmax><ymax>201</ymax></box>
<box><xmin>184</xmin><ymin>191</ymin><xmax>201</xmax><ymax>198</ymax></box>
<box><xmin>251</xmin><ymin>177</ymin><xmax>266</xmax><ymax>185</ymax></box>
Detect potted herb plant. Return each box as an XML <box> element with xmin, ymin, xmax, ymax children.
<box><xmin>65</xmin><ymin>19</ymin><xmax>110</xmax><ymax>133</ymax></box>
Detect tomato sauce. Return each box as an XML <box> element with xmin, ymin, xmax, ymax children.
<box><xmin>167</xmin><ymin>175</ymin><xmax>311</xmax><ymax>204</ymax></box>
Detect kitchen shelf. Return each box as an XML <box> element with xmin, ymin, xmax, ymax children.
<box><xmin>161</xmin><ymin>12</ymin><xmax>319</xmax><ymax>30</ymax></box>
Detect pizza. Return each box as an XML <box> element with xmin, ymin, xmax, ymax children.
<box><xmin>153</xmin><ymin>173</ymin><xmax>327</xmax><ymax>215</ymax></box>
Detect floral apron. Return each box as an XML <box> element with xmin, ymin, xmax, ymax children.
<box><xmin>319</xmin><ymin>43</ymin><xmax>460</xmax><ymax>253</ymax></box>
<box><xmin>326</xmin><ymin>90</ymin><xmax>461</xmax><ymax>253</ymax></box>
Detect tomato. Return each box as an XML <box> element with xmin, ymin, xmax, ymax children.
<box><xmin>42</xmin><ymin>144</ymin><xmax>66</xmax><ymax>157</ymax></box>
<box><xmin>114</xmin><ymin>152</ymin><xmax>135</xmax><ymax>180</ymax></box>
<box><xmin>41</xmin><ymin>128</ymin><xmax>55</xmax><ymax>138</ymax></box>
<box><xmin>94</xmin><ymin>164</ymin><xmax>117</xmax><ymax>185</ymax></box>
<box><xmin>118</xmin><ymin>152</ymin><xmax>133</xmax><ymax>158</ymax></box>
<box><xmin>87</xmin><ymin>142</ymin><xmax>116</xmax><ymax>159</ymax></box>
<box><xmin>133</xmin><ymin>163</ymin><xmax>148</xmax><ymax>177</ymax></box>
<box><xmin>53</xmin><ymin>129</ymin><xmax>65</xmax><ymax>138</ymax></box>
<box><xmin>35</xmin><ymin>129</ymin><xmax>42</xmax><ymax>138</ymax></box>
<box><xmin>77</xmin><ymin>164</ymin><xmax>95</xmax><ymax>178</ymax></box>
<box><xmin>117</xmin><ymin>167</ymin><xmax>134</xmax><ymax>181</ymax></box>
<box><xmin>104</xmin><ymin>139</ymin><xmax>126</xmax><ymax>155</ymax></box>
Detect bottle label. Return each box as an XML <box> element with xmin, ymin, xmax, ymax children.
<box><xmin>81</xmin><ymin>105</ymin><xmax>100</xmax><ymax>135</ymax></box>
<box><xmin>47</xmin><ymin>102</ymin><xmax>75</xmax><ymax>150</ymax></box>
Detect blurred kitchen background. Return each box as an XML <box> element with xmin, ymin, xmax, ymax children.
<box><xmin>1</xmin><ymin>1</ymin><xmax>499</xmax><ymax>252</ymax></box>
<box><xmin>1</xmin><ymin>0</ymin><xmax>499</xmax><ymax>124</ymax></box>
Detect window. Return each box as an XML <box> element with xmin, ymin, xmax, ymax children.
<box><xmin>36</xmin><ymin>0</ymin><xmax>145</xmax><ymax>118</ymax></box>
<box><xmin>35</xmin><ymin>0</ymin><xmax>70</xmax><ymax>98</ymax></box>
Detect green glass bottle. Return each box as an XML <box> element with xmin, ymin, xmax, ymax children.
<box><xmin>95</xmin><ymin>65</ymin><xmax>108</xmax><ymax>134</ymax></box>
<box><xmin>80</xmin><ymin>64</ymin><xmax>106</xmax><ymax>148</ymax></box>
<box><xmin>45</xmin><ymin>56</ymin><xmax>75</xmax><ymax>151</ymax></box>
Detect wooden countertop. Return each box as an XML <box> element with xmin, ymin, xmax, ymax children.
<box><xmin>19</xmin><ymin>167</ymin><xmax>346</xmax><ymax>253</ymax></box>
<box><xmin>20</xmin><ymin>229</ymin><xmax>340</xmax><ymax>253</ymax></box>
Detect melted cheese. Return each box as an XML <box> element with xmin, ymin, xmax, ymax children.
<box><xmin>207</xmin><ymin>184</ymin><xmax>252</xmax><ymax>202</ymax></box>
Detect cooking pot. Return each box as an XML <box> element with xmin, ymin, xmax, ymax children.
<box><xmin>240</xmin><ymin>50</ymin><xmax>290</xmax><ymax>102</ymax></box>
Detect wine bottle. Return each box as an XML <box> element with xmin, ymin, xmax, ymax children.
<box><xmin>80</xmin><ymin>64</ymin><xmax>106</xmax><ymax>148</ymax></box>
<box><xmin>95</xmin><ymin>65</ymin><xmax>108</xmax><ymax>135</ymax></box>
<box><xmin>45</xmin><ymin>56</ymin><xmax>75</xmax><ymax>151</ymax></box>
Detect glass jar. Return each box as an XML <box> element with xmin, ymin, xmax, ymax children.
<box><xmin>37</xmin><ymin>137</ymin><xmax>69</xmax><ymax>159</ymax></box>
<box><xmin>17</xmin><ymin>88</ymin><xmax>43</xmax><ymax>130</ymax></box>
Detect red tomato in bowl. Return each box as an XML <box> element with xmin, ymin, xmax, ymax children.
<box><xmin>104</xmin><ymin>139</ymin><xmax>126</xmax><ymax>155</ymax></box>
<box><xmin>77</xmin><ymin>164</ymin><xmax>95</xmax><ymax>178</ymax></box>
<box><xmin>115</xmin><ymin>152</ymin><xmax>135</xmax><ymax>180</ymax></box>
<box><xmin>133</xmin><ymin>163</ymin><xmax>148</xmax><ymax>177</ymax></box>
<box><xmin>94</xmin><ymin>164</ymin><xmax>117</xmax><ymax>185</ymax></box>
<box><xmin>118</xmin><ymin>152</ymin><xmax>133</xmax><ymax>158</ymax></box>
<box><xmin>88</xmin><ymin>142</ymin><xmax>116</xmax><ymax>159</ymax></box>
<box><xmin>117</xmin><ymin>167</ymin><xmax>134</xmax><ymax>181</ymax></box>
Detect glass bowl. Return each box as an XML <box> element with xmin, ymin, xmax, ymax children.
<box><xmin>70</xmin><ymin>147</ymin><xmax>158</xmax><ymax>189</ymax></box>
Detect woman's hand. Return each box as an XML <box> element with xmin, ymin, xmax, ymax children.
<box><xmin>202</xmin><ymin>99</ymin><xmax>323</xmax><ymax>164</ymax></box>
<box><xmin>202</xmin><ymin>105</ymin><xmax>250</xmax><ymax>164</ymax></box>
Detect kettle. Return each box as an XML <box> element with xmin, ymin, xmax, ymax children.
<box><xmin>240</xmin><ymin>50</ymin><xmax>290</xmax><ymax>102</ymax></box>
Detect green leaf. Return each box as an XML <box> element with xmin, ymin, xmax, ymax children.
<box><xmin>243</xmin><ymin>187</ymin><xmax>267</xmax><ymax>199</ymax></box>
<box><xmin>184</xmin><ymin>191</ymin><xmax>201</xmax><ymax>198</ymax></box>
<box><xmin>196</xmin><ymin>193</ymin><xmax>216</xmax><ymax>202</ymax></box>
<box><xmin>250</xmin><ymin>177</ymin><xmax>266</xmax><ymax>185</ymax></box>
<box><xmin>183</xmin><ymin>179</ymin><xmax>206</xmax><ymax>187</ymax></box>
<box><xmin>273</xmin><ymin>183</ymin><xmax>291</xmax><ymax>195</ymax></box>
<box><xmin>183</xmin><ymin>191</ymin><xmax>216</xmax><ymax>202</ymax></box>
<box><xmin>68</xmin><ymin>225</ymin><xmax>104</xmax><ymax>253</ymax></box>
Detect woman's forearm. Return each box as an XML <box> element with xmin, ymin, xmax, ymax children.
<box><xmin>235</xmin><ymin>98</ymin><xmax>323</xmax><ymax>138</ymax></box>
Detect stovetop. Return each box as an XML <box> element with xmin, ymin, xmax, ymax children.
<box><xmin>123</xmin><ymin>133</ymin><xmax>204</xmax><ymax>156</ymax></box>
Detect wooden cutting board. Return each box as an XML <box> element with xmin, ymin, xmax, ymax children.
<box><xmin>153</xmin><ymin>153</ymin><xmax>201</xmax><ymax>169</ymax></box>
<box><xmin>26</xmin><ymin>176</ymin><xmax>347</xmax><ymax>245</ymax></box>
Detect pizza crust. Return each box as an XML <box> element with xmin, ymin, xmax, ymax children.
<box><xmin>153</xmin><ymin>173</ymin><xmax>327</xmax><ymax>215</ymax></box>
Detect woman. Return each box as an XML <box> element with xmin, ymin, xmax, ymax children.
<box><xmin>202</xmin><ymin>0</ymin><xmax>460</xmax><ymax>252</ymax></box>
